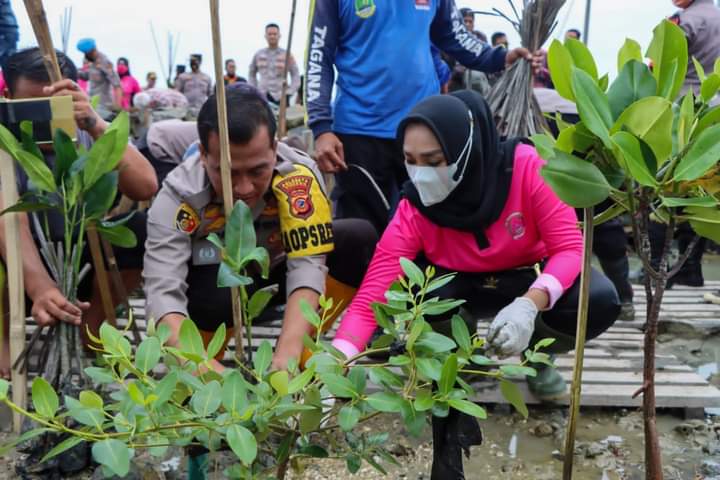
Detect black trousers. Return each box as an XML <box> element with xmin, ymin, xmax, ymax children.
<box><xmin>423</xmin><ymin>262</ymin><xmax>620</xmax><ymax>480</ymax></box>
<box><xmin>333</xmin><ymin>133</ymin><xmax>406</xmax><ymax>235</ymax></box>
<box><xmin>186</xmin><ymin>219</ymin><xmax>377</xmax><ymax>332</ymax></box>
<box><xmin>649</xmin><ymin>221</ymin><xmax>706</xmax><ymax>275</ymax></box>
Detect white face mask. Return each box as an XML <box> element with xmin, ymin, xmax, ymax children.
<box><xmin>405</xmin><ymin>110</ymin><xmax>474</xmax><ymax>207</ymax></box>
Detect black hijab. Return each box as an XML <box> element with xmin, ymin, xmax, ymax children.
<box><xmin>399</xmin><ymin>90</ymin><xmax>523</xmax><ymax>250</ymax></box>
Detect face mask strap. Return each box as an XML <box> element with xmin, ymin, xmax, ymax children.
<box><xmin>452</xmin><ymin>110</ymin><xmax>474</xmax><ymax>182</ymax></box>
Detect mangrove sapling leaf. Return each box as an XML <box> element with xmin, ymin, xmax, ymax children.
<box><xmin>366</xmin><ymin>391</ymin><xmax>405</xmax><ymax>413</ymax></box>
<box><xmin>83</xmin><ymin>129</ymin><xmax>117</xmax><ymax>190</ymax></box>
<box><xmin>416</xmin><ymin>357</ymin><xmax>443</xmax><ymax>381</ymax></box>
<box><xmin>500</xmin><ymin>365</ymin><xmax>537</xmax><ymax>378</ymax></box>
<box><xmin>52</xmin><ymin>128</ymin><xmax>78</xmax><ymax>183</ymax></box>
<box><xmin>425</xmin><ymin>273</ymin><xmax>456</xmax><ymax>293</ymax></box>
<box><xmin>678</xmin><ymin>91</ymin><xmax>696</xmax><ymax>150</ymax></box>
<box><xmin>217</xmin><ymin>262</ymin><xmax>253</xmax><ymax>288</ymax></box>
<box><xmin>613</xmin><ymin>97</ymin><xmax>673</xmax><ymax>162</ymax></box>
<box><xmin>701</xmin><ymin>73</ymin><xmax>720</xmax><ymax>103</ymax></box>
<box><xmin>646</xmin><ymin>19</ymin><xmax>688</xmax><ymax>100</ymax></box>
<box><xmin>84</xmin><ymin>171</ymin><xmax>119</xmax><ymax>218</ymax></box>
<box><xmin>349</xmin><ymin>366</ymin><xmax>368</xmax><ymax>394</ymax></box>
<box><xmin>79</xmin><ymin>390</ymin><xmax>104</xmax><ymax>410</ymax></box>
<box><xmin>339</xmin><ymin>404</ymin><xmax>362</xmax><ymax>431</ymax></box>
<box><xmin>414</xmin><ymin>388</ymin><xmax>435</xmax><ymax>411</ymax></box>
<box><xmin>540</xmin><ymin>150</ymin><xmax>611</xmax><ymax>208</ymax></box>
<box><xmin>38</xmin><ymin>433</ymin><xmax>85</xmax><ymax>463</ymax></box>
<box><xmin>154</xmin><ymin>371</ymin><xmax>179</xmax><ymax>407</ymax></box>
<box><xmin>693</xmin><ymin>57</ymin><xmax>707</xmax><ymax>83</ymax></box>
<box><xmin>471</xmin><ymin>355</ymin><xmax>496</xmax><ymax>366</ymax></box>
<box><xmin>368</xmin><ymin>366</ymin><xmax>405</xmax><ymax>388</ymax></box>
<box><xmin>439</xmin><ymin>354</ymin><xmax>459</xmax><ymax>396</ymax></box>
<box><xmin>254</xmin><ymin>340</ymin><xmax>273</xmax><ymax>375</ymax></box>
<box><xmin>270</xmin><ymin>370</ymin><xmax>290</xmax><ymax>396</ymax></box>
<box><xmin>611</xmin><ymin>131</ymin><xmax>658</xmax><ymax>187</ymax></box>
<box><xmin>84</xmin><ymin>366</ymin><xmax>115</xmax><ymax>384</ymax></box>
<box><xmin>530</xmin><ymin>133</ymin><xmax>557</xmax><ymax>160</ymax></box>
<box><xmin>693</xmin><ymin>105</ymin><xmax>720</xmax><ymax>138</ymax></box>
<box><xmin>571</xmin><ymin>67</ymin><xmax>613</xmax><ymax>148</ymax></box>
<box><xmin>19</xmin><ymin>121</ymin><xmax>44</xmax><ymax>161</ymax></box>
<box><xmin>321</xmin><ymin>373</ymin><xmax>358</xmax><ymax>399</ymax></box>
<box><xmin>673</xmin><ymin>124</ymin><xmax>720</xmax><ymax>181</ymax></box>
<box><xmin>534</xmin><ymin>338</ymin><xmax>556</xmax><ymax>350</ymax></box>
<box><xmin>225</xmin><ymin>199</ymin><xmax>256</xmax><ymax>264</ymax></box>
<box><xmin>135</xmin><ymin>337</ymin><xmax>162</xmax><ymax>375</ymax></box>
<box><xmin>248</xmin><ymin>285</ymin><xmax>277</xmax><ymax>321</ymax></box>
<box><xmin>500</xmin><ymin>380</ymin><xmax>529</xmax><ymax>419</ymax></box>
<box><xmin>299</xmin><ymin>298</ymin><xmax>322</xmax><ymax>328</ymax></box>
<box><xmin>191</xmin><ymin>380</ymin><xmax>222</xmax><ymax>416</ymax></box>
<box><xmin>448</xmin><ymin>399</ymin><xmax>488</xmax><ymax>420</ymax></box>
<box><xmin>221</xmin><ymin>371</ymin><xmax>249</xmax><ymax>414</ymax></box>
<box><xmin>661</xmin><ymin>196</ymin><xmax>717</xmax><ymax>208</ymax></box>
<box><xmin>548</xmin><ymin>40</ymin><xmax>575</xmax><ymax>102</ymax></box>
<box><xmin>205</xmin><ymin>323</ymin><xmax>226</xmax><ymax>360</ymax></box>
<box><xmin>598</xmin><ymin>74</ymin><xmax>610</xmax><ymax>92</ymax></box>
<box><xmin>178</xmin><ymin>318</ymin><xmax>205</xmax><ymax>360</ymax></box>
<box><xmin>96</xmin><ymin>223</ymin><xmax>137</xmax><ymax>248</ymax></box>
<box><xmin>0</xmin><ymin>123</ymin><xmax>20</xmax><ymax>155</ymax></box>
<box><xmin>288</xmin><ymin>366</ymin><xmax>315</xmax><ymax>394</ymax></box>
<box><xmin>607</xmin><ymin>60</ymin><xmax>657</xmax><ymax>120</ymax></box>
<box><xmin>451</xmin><ymin>315</ymin><xmax>472</xmax><ymax>354</ymax></box>
<box><xmin>400</xmin><ymin>257</ymin><xmax>425</xmax><ymax>287</ymax></box>
<box><xmin>565</xmin><ymin>38</ymin><xmax>599</xmax><ymax>80</ymax></box>
<box><xmin>400</xmin><ymin>401</ymin><xmax>426</xmax><ymax>437</ymax></box>
<box><xmin>92</xmin><ymin>439</ymin><xmax>131</xmax><ymax>478</ymax></box>
<box><xmin>684</xmin><ymin>206</ymin><xmax>720</xmax><ymax>243</ymax></box>
<box><xmin>240</xmin><ymin>246</ymin><xmax>270</xmax><ymax>278</ymax></box>
<box><xmin>415</xmin><ymin>331</ymin><xmax>456</xmax><ymax>353</ymax></box>
<box><xmin>31</xmin><ymin>377</ymin><xmax>59</xmax><ymax>418</ymax></box>
<box><xmin>65</xmin><ymin>396</ymin><xmax>104</xmax><ymax>429</ymax></box>
<box><xmin>617</xmin><ymin>38</ymin><xmax>643</xmax><ymax>71</ymax></box>
<box><xmin>15</xmin><ymin>149</ymin><xmax>57</xmax><ymax>192</ymax></box>
<box><xmin>421</xmin><ymin>298</ymin><xmax>465</xmax><ymax>316</ymax></box>
<box><xmin>0</xmin><ymin>200</ymin><xmax>54</xmax><ymax>215</ymax></box>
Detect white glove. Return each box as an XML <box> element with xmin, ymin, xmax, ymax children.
<box><xmin>488</xmin><ymin>297</ymin><xmax>538</xmax><ymax>358</ymax></box>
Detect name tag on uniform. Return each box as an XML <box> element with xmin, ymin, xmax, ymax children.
<box><xmin>192</xmin><ymin>238</ymin><xmax>221</xmax><ymax>266</ymax></box>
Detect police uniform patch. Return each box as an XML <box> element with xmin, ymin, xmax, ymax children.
<box><xmin>200</xmin><ymin>204</ymin><xmax>226</xmax><ymax>235</ymax></box>
<box><xmin>272</xmin><ymin>165</ymin><xmax>334</xmax><ymax>258</ymax></box>
<box><xmin>275</xmin><ymin>175</ymin><xmax>315</xmax><ymax>220</ymax></box>
<box><xmin>175</xmin><ymin>203</ymin><xmax>200</xmax><ymax>234</ymax></box>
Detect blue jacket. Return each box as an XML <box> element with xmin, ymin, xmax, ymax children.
<box><xmin>305</xmin><ymin>0</ymin><xmax>507</xmax><ymax>139</ymax></box>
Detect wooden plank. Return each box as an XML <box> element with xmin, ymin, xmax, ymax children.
<box><xmin>0</xmin><ymin>150</ymin><xmax>27</xmax><ymax>432</ymax></box>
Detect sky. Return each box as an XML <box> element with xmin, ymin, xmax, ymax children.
<box><xmin>12</xmin><ymin>0</ymin><xmax>681</xmax><ymax>86</ymax></box>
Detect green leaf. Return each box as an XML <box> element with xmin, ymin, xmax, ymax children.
<box><xmin>607</xmin><ymin>60</ymin><xmax>657</xmax><ymax>120</ymax></box>
<box><xmin>96</xmin><ymin>223</ymin><xmax>137</xmax><ymax>248</ymax></box>
<box><xmin>19</xmin><ymin>121</ymin><xmax>44</xmax><ymax>162</ymax></box>
<box><xmin>289</xmin><ymin>366</ymin><xmax>315</xmax><ymax>394</ymax></box>
<box><xmin>439</xmin><ymin>354</ymin><xmax>458</xmax><ymax>396</ymax></box>
<box><xmin>154</xmin><ymin>371</ymin><xmax>178</xmax><ymax>406</ymax></box>
<box><xmin>41</xmin><ymin>436</ymin><xmax>85</xmax><ymax>463</ymax></box>
<box><xmin>92</xmin><ymin>439</ymin><xmax>130</xmax><ymax>478</ymax></box>
<box><xmin>240</xmin><ymin>246</ymin><xmax>270</xmax><ymax>279</ymax></box>
<box><xmin>534</xmin><ymin>338</ymin><xmax>556</xmax><ymax>350</ymax></box>
<box><xmin>217</xmin><ymin>262</ymin><xmax>253</xmax><ymax>288</ymax></box>
<box><xmin>685</xmin><ymin>207</ymin><xmax>720</xmax><ymax>243</ymax></box>
<box><xmin>299</xmin><ymin>299</ymin><xmax>322</xmax><ymax>328</ymax></box>
<box><xmin>674</xmin><ymin>124</ymin><xmax>720</xmax><ymax>181</ymax></box>
<box><xmin>366</xmin><ymin>391</ymin><xmax>404</xmax><ymax>413</ymax></box>
<box><xmin>65</xmin><ymin>396</ymin><xmax>104</xmax><ymax>429</ymax></box>
<box><xmin>426</xmin><ymin>273</ymin><xmax>456</xmax><ymax>294</ymax></box>
<box><xmin>346</xmin><ymin>453</ymin><xmax>362</xmax><ymax>474</ymax></box>
<box><xmin>191</xmin><ymin>380</ymin><xmax>222</xmax><ymax>416</ymax></box>
<box><xmin>415</xmin><ymin>331</ymin><xmax>456</xmax><ymax>353</ymax></box>
<box><xmin>540</xmin><ymin>150</ymin><xmax>611</xmax><ymax>208</ymax></box>
<box><xmin>135</xmin><ymin>336</ymin><xmax>161</xmax><ymax>374</ymax></box>
<box><xmin>226</xmin><ymin>424</ymin><xmax>257</xmax><ymax>465</ymax></box>
<box><xmin>0</xmin><ymin>379</ymin><xmax>8</xmax><ymax>400</ymax></box>
<box><xmin>84</xmin><ymin>171</ymin><xmax>118</xmax><ymax>218</ymax></box>
<box><xmin>205</xmin><ymin>324</ymin><xmax>226</xmax><ymax>360</ymax></box>
<box><xmin>548</xmin><ymin>40</ymin><xmax>575</xmax><ymax>101</ymax></box>
<box><xmin>530</xmin><ymin>133</ymin><xmax>556</xmax><ymax>161</ymax></box>
<box><xmin>693</xmin><ymin>56</ymin><xmax>707</xmax><ymax>83</ymax></box>
<box><xmin>414</xmin><ymin>388</ymin><xmax>435</xmax><ymax>411</ymax></box>
<box><xmin>226</xmin><ymin>200</ymin><xmax>256</xmax><ymax>264</ymax></box>
<box><xmin>321</xmin><ymin>373</ymin><xmax>357</xmax><ymax>399</ymax></box>
<box><xmin>179</xmin><ymin>318</ymin><xmax>205</xmax><ymax>360</ymax></box>
<box><xmin>53</xmin><ymin>128</ymin><xmax>78</xmax><ymax>183</ymax></box>
<box><xmin>368</xmin><ymin>366</ymin><xmax>404</xmax><ymax>388</ymax></box>
<box><xmin>500</xmin><ymin>380</ymin><xmax>529</xmax><ymax>419</ymax></box>
<box><xmin>678</xmin><ymin>90</ymin><xmax>696</xmax><ymax>150</ymax></box>
<box><xmin>421</xmin><ymin>299</ymin><xmax>465</xmax><ymax>316</ymax></box>
<box><xmin>0</xmin><ymin>428</ymin><xmax>50</xmax><ymax>456</ymax></box>
<box><xmin>0</xmin><ymin>200</ymin><xmax>54</xmax><ymax>216</ymax></box>
<box><xmin>15</xmin><ymin>149</ymin><xmax>57</xmax><ymax>192</ymax></box>
<box><xmin>565</xmin><ymin>38</ymin><xmax>598</xmax><ymax>80</ymax></box>
<box><xmin>611</xmin><ymin>132</ymin><xmax>657</xmax><ymax>187</ymax></box>
<box><xmin>348</xmin><ymin>366</ymin><xmax>367</xmax><ymax>395</ymax></box>
<box><xmin>571</xmin><ymin>67</ymin><xmax>613</xmax><ymax>147</ymax></box>
<box><xmin>646</xmin><ymin>19</ymin><xmax>688</xmax><ymax>101</ymax></box>
<box><xmin>338</xmin><ymin>404</ymin><xmax>361</xmax><ymax>431</ymax></box>
<box><xmin>84</xmin><ymin>367</ymin><xmax>115</xmax><ymax>384</ymax></box>
<box><xmin>79</xmin><ymin>390</ymin><xmax>104</xmax><ymax>409</ymax></box>
<box><xmin>269</xmin><ymin>370</ymin><xmax>290</xmax><ymax>396</ymax></box>
<box><xmin>247</xmin><ymin>287</ymin><xmax>276</xmax><ymax>321</ymax></box>
<box><xmin>416</xmin><ymin>357</ymin><xmax>443</xmax><ymax>381</ymax></box>
<box><xmin>500</xmin><ymin>365</ymin><xmax>537</xmax><ymax>378</ymax></box>
<box><xmin>661</xmin><ymin>196</ymin><xmax>717</xmax><ymax>208</ymax></box>
<box><xmin>701</xmin><ymin>73</ymin><xmax>720</xmax><ymax>103</ymax></box>
<box><xmin>32</xmin><ymin>377</ymin><xmax>59</xmax><ymax>418</ymax></box>
<box><xmin>448</xmin><ymin>399</ymin><xmax>487</xmax><ymax>419</ymax></box>
<box><xmin>399</xmin><ymin>257</ymin><xmax>424</xmax><ymax>287</ymax></box>
<box><xmin>451</xmin><ymin>315</ymin><xmax>472</xmax><ymax>353</ymax></box>
<box><xmin>254</xmin><ymin>340</ymin><xmax>273</xmax><ymax>375</ymax></box>
<box><xmin>0</xmin><ymin>123</ymin><xmax>20</xmax><ymax>155</ymax></box>
<box><xmin>406</xmin><ymin>318</ymin><xmax>426</xmax><ymax>352</ymax></box>
<box><xmin>222</xmin><ymin>371</ymin><xmax>248</xmax><ymax>414</ymax></box>
<box><xmin>617</xmin><ymin>38</ymin><xmax>643</xmax><ymax>71</ymax></box>
<box><xmin>613</xmin><ymin>96</ymin><xmax>673</xmax><ymax>162</ymax></box>
<box><xmin>471</xmin><ymin>355</ymin><xmax>497</xmax><ymax>366</ymax></box>
<box><xmin>83</xmin><ymin>130</ymin><xmax>117</xmax><ymax>190</ymax></box>
<box><xmin>694</xmin><ymin>105</ymin><xmax>720</xmax><ymax>139</ymax></box>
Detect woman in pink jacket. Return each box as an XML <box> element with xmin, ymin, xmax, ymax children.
<box><xmin>331</xmin><ymin>91</ymin><xmax>620</xmax><ymax>478</ymax></box>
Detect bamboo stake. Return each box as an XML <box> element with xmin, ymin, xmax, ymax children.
<box><xmin>209</xmin><ymin>0</ymin><xmax>244</xmax><ymax>361</ymax></box>
<box><xmin>24</xmin><ymin>0</ymin><xmax>119</xmax><ymax>333</ymax></box>
<box><xmin>562</xmin><ymin>206</ymin><xmax>594</xmax><ymax>479</ymax></box>
<box><xmin>0</xmin><ymin>150</ymin><xmax>26</xmax><ymax>432</ymax></box>
<box><xmin>277</xmin><ymin>0</ymin><xmax>298</xmax><ymax>138</ymax></box>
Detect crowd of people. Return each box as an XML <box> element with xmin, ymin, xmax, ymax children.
<box><xmin>0</xmin><ymin>0</ymin><xmax>719</xmax><ymax>478</ymax></box>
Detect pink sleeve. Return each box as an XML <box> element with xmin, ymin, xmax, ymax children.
<box><xmin>333</xmin><ymin>200</ymin><xmax>424</xmax><ymax>351</ymax></box>
<box><xmin>132</xmin><ymin>78</ymin><xmax>142</xmax><ymax>95</ymax></box>
<box><xmin>525</xmin><ymin>148</ymin><xmax>583</xmax><ymax>304</ymax></box>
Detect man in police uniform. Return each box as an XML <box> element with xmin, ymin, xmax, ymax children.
<box><xmin>143</xmin><ymin>87</ymin><xmax>376</xmax><ymax>370</ymax></box>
